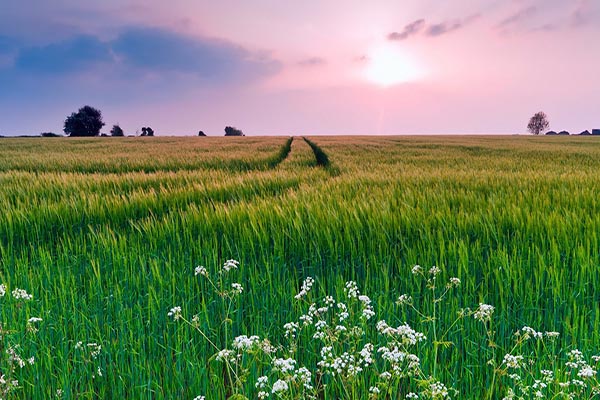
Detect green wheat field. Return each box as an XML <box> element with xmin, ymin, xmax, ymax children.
<box><xmin>1</xmin><ymin>135</ymin><xmax>599</xmax><ymax>399</ymax></box>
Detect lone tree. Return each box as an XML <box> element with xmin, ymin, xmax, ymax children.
<box><xmin>527</xmin><ymin>111</ymin><xmax>549</xmax><ymax>135</ymax></box>
<box><xmin>198</xmin><ymin>130</ymin><xmax>206</xmax><ymax>137</ymax></box>
<box><xmin>110</xmin><ymin>125</ymin><xmax>124</xmax><ymax>137</ymax></box>
<box><xmin>64</xmin><ymin>106</ymin><xmax>105</xmax><ymax>137</ymax></box>
<box><xmin>224</xmin><ymin>126</ymin><xmax>244</xmax><ymax>136</ymax></box>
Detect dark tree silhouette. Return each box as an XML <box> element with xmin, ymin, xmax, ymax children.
<box><xmin>140</xmin><ymin>127</ymin><xmax>154</xmax><ymax>136</ymax></box>
<box><xmin>64</xmin><ymin>106</ymin><xmax>105</xmax><ymax>137</ymax></box>
<box><xmin>527</xmin><ymin>111</ymin><xmax>549</xmax><ymax>135</ymax></box>
<box><xmin>224</xmin><ymin>126</ymin><xmax>244</xmax><ymax>136</ymax></box>
<box><xmin>110</xmin><ymin>125</ymin><xmax>124</xmax><ymax>137</ymax></box>
<box><xmin>198</xmin><ymin>130</ymin><xmax>206</xmax><ymax>137</ymax></box>
<box><xmin>41</xmin><ymin>132</ymin><xmax>61</xmax><ymax>137</ymax></box>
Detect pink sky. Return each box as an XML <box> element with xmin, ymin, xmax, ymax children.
<box><xmin>0</xmin><ymin>0</ymin><xmax>598</xmax><ymax>135</ymax></box>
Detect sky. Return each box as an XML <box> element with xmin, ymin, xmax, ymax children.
<box><xmin>0</xmin><ymin>0</ymin><xmax>598</xmax><ymax>136</ymax></box>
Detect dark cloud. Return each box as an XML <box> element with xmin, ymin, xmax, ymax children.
<box><xmin>426</xmin><ymin>14</ymin><xmax>480</xmax><ymax>37</ymax></box>
<box><xmin>297</xmin><ymin>57</ymin><xmax>326</xmax><ymax>67</ymax></box>
<box><xmin>0</xmin><ymin>36</ymin><xmax>19</xmax><ymax>54</ymax></box>
<box><xmin>388</xmin><ymin>19</ymin><xmax>425</xmax><ymax>41</ymax></box>
<box><xmin>496</xmin><ymin>6</ymin><xmax>537</xmax><ymax>30</ymax></box>
<box><xmin>11</xmin><ymin>27</ymin><xmax>281</xmax><ymax>82</ymax></box>
<box><xmin>16</xmin><ymin>35</ymin><xmax>113</xmax><ymax>74</ymax></box>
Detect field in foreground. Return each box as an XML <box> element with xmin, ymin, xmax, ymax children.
<box><xmin>0</xmin><ymin>135</ymin><xmax>599</xmax><ymax>399</ymax></box>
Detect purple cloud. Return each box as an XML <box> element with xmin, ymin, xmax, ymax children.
<box><xmin>388</xmin><ymin>19</ymin><xmax>425</xmax><ymax>41</ymax></box>
<box><xmin>389</xmin><ymin>15</ymin><xmax>479</xmax><ymax>41</ymax></box>
<box><xmin>426</xmin><ymin>14</ymin><xmax>480</xmax><ymax>37</ymax></box>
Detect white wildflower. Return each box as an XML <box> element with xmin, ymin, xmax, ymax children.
<box><xmin>397</xmin><ymin>294</ymin><xmax>413</xmax><ymax>305</ymax></box>
<box><xmin>284</xmin><ymin>322</ymin><xmax>299</xmax><ymax>338</ymax></box>
<box><xmin>272</xmin><ymin>379</ymin><xmax>288</xmax><ymax>393</ymax></box>
<box><xmin>232</xmin><ymin>335</ymin><xmax>260</xmax><ymax>351</ymax></box>
<box><xmin>11</xmin><ymin>288</ymin><xmax>33</xmax><ymax>301</ymax></box>
<box><xmin>194</xmin><ymin>265</ymin><xmax>208</xmax><ymax>277</ymax></box>
<box><xmin>412</xmin><ymin>265</ymin><xmax>422</xmax><ymax>274</ymax></box>
<box><xmin>0</xmin><ymin>284</ymin><xmax>5</xmax><ymax>297</ymax></box>
<box><xmin>521</xmin><ymin>326</ymin><xmax>543</xmax><ymax>339</ymax></box>
<box><xmin>167</xmin><ymin>306</ymin><xmax>182</xmax><ymax>320</ymax></box>
<box><xmin>429</xmin><ymin>266</ymin><xmax>441</xmax><ymax>276</ymax></box>
<box><xmin>345</xmin><ymin>281</ymin><xmax>359</xmax><ymax>298</ymax></box>
<box><xmin>272</xmin><ymin>358</ymin><xmax>296</xmax><ymax>373</ymax></box>
<box><xmin>256</xmin><ymin>375</ymin><xmax>268</xmax><ymax>389</ymax></box>
<box><xmin>222</xmin><ymin>259</ymin><xmax>239</xmax><ymax>272</ymax></box>
<box><xmin>578</xmin><ymin>365</ymin><xmax>596</xmax><ymax>378</ymax></box>
<box><xmin>295</xmin><ymin>277</ymin><xmax>314</xmax><ymax>299</ymax></box>
<box><xmin>502</xmin><ymin>354</ymin><xmax>524</xmax><ymax>369</ymax></box>
<box><xmin>429</xmin><ymin>381</ymin><xmax>449</xmax><ymax>397</ymax></box>
<box><xmin>231</xmin><ymin>283</ymin><xmax>243</xmax><ymax>294</ymax></box>
<box><xmin>215</xmin><ymin>349</ymin><xmax>235</xmax><ymax>363</ymax></box>
<box><xmin>362</xmin><ymin>304</ymin><xmax>375</xmax><ymax>320</ymax></box>
<box><xmin>473</xmin><ymin>303</ymin><xmax>495</xmax><ymax>322</ymax></box>
<box><xmin>448</xmin><ymin>277</ymin><xmax>461</xmax><ymax>287</ymax></box>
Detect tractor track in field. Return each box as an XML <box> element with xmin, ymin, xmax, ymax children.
<box><xmin>302</xmin><ymin>137</ymin><xmax>339</xmax><ymax>176</ymax></box>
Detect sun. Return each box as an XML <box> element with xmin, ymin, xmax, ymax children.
<box><xmin>364</xmin><ymin>45</ymin><xmax>423</xmax><ymax>87</ymax></box>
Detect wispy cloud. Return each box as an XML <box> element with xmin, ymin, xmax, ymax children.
<box><xmin>297</xmin><ymin>57</ymin><xmax>326</xmax><ymax>67</ymax></box>
<box><xmin>388</xmin><ymin>14</ymin><xmax>479</xmax><ymax>41</ymax></box>
<box><xmin>496</xmin><ymin>5</ymin><xmax>537</xmax><ymax>30</ymax></box>
<box><xmin>570</xmin><ymin>0</ymin><xmax>598</xmax><ymax>27</ymax></box>
<box><xmin>388</xmin><ymin>19</ymin><xmax>425</xmax><ymax>41</ymax></box>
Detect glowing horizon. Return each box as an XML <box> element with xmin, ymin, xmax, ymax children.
<box><xmin>0</xmin><ymin>1</ymin><xmax>598</xmax><ymax>136</ymax></box>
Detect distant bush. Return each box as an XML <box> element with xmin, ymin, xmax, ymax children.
<box><xmin>198</xmin><ymin>131</ymin><xmax>206</xmax><ymax>137</ymax></box>
<box><xmin>110</xmin><ymin>125</ymin><xmax>124</xmax><ymax>137</ymax></box>
<box><xmin>224</xmin><ymin>126</ymin><xmax>244</xmax><ymax>136</ymax></box>
<box><xmin>41</xmin><ymin>132</ymin><xmax>61</xmax><ymax>137</ymax></box>
<box><xmin>141</xmin><ymin>127</ymin><xmax>155</xmax><ymax>137</ymax></box>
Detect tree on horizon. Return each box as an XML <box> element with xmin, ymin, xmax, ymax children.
<box><xmin>527</xmin><ymin>111</ymin><xmax>549</xmax><ymax>135</ymax></box>
<box><xmin>64</xmin><ymin>106</ymin><xmax>105</xmax><ymax>137</ymax></box>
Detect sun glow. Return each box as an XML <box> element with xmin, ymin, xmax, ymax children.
<box><xmin>364</xmin><ymin>45</ymin><xmax>424</xmax><ymax>87</ymax></box>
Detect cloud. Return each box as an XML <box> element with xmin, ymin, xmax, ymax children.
<box><xmin>570</xmin><ymin>0</ymin><xmax>599</xmax><ymax>27</ymax></box>
<box><xmin>388</xmin><ymin>15</ymin><xmax>479</xmax><ymax>41</ymax></box>
<box><xmin>11</xmin><ymin>27</ymin><xmax>281</xmax><ymax>82</ymax></box>
<box><xmin>496</xmin><ymin>6</ymin><xmax>537</xmax><ymax>30</ymax></box>
<box><xmin>388</xmin><ymin>19</ymin><xmax>425</xmax><ymax>41</ymax></box>
<box><xmin>426</xmin><ymin>14</ymin><xmax>480</xmax><ymax>37</ymax></box>
<box><xmin>16</xmin><ymin>35</ymin><xmax>113</xmax><ymax>74</ymax></box>
<box><xmin>297</xmin><ymin>57</ymin><xmax>326</xmax><ymax>67</ymax></box>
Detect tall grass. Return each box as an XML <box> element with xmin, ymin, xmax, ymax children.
<box><xmin>0</xmin><ymin>135</ymin><xmax>599</xmax><ymax>398</ymax></box>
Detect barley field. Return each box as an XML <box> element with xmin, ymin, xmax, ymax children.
<box><xmin>1</xmin><ymin>135</ymin><xmax>599</xmax><ymax>399</ymax></box>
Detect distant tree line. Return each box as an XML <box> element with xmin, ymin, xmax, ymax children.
<box><xmin>54</xmin><ymin>105</ymin><xmax>247</xmax><ymax>138</ymax></box>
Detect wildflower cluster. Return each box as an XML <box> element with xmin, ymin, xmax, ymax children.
<box><xmin>74</xmin><ymin>341</ymin><xmax>103</xmax><ymax>379</ymax></box>
<box><xmin>170</xmin><ymin>261</ymin><xmax>600</xmax><ymax>399</ymax></box>
<box><xmin>0</xmin><ymin>284</ymin><xmax>40</xmax><ymax>399</ymax></box>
